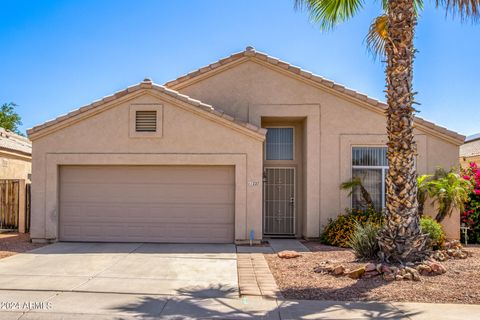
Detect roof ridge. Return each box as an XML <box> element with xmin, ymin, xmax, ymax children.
<box><xmin>164</xmin><ymin>46</ymin><xmax>464</xmax><ymax>143</ymax></box>
<box><xmin>27</xmin><ymin>79</ymin><xmax>266</xmax><ymax>138</ymax></box>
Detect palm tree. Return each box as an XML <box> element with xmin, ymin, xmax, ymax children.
<box><xmin>295</xmin><ymin>0</ymin><xmax>479</xmax><ymax>263</ymax></box>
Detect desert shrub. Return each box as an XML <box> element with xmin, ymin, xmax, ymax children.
<box><xmin>348</xmin><ymin>221</ymin><xmax>380</xmax><ymax>259</ymax></box>
<box><xmin>461</xmin><ymin>162</ymin><xmax>480</xmax><ymax>244</ymax></box>
<box><xmin>321</xmin><ymin>208</ymin><xmax>383</xmax><ymax>247</ymax></box>
<box><xmin>420</xmin><ymin>216</ymin><xmax>445</xmax><ymax>250</ymax></box>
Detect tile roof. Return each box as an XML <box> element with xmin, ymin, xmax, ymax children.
<box><xmin>27</xmin><ymin>79</ymin><xmax>267</xmax><ymax>139</ymax></box>
<box><xmin>165</xmin><ymin>46</ymin><xmax>465</xmax><ymax>144</ymax></box>
<box><xmin>465</xmin><ymin>133</ymin><xmax>480</xmax><ymax>143</ymax></box>
<box><xmin>0</xmin><ymin>128</ymin><xmax>32</xmax><ymax>155</ymax></box>
<box><xmin>460</xmin><ymin>134</ymin><xmax>480</xmax><ymax>157</ymax></box>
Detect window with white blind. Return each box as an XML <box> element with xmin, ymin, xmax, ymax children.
<box><xmin>352</xmin><ymin>147</ymin><xmax>388</xmax><ymax>211</ymax></box>
<box><xmin>265</xmin><ymin>128</ymin><xmax>294</xmax><ymax>160</ymax></box>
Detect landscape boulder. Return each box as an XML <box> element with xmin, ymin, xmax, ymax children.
<box><xmin>277</xmin><ymin>250</ymin><xmax>301</xmax><ymax>259</ymax></box>
<box><xmin>347</xmin><ymin>267</ymin><xmax>365</xmax><ymax>279</ymax></box>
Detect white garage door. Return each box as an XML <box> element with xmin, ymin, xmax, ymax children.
<box><xmin>59</xmin><ymin>165</ymin><xmax>235</xmax><ymax>243</ymax></box>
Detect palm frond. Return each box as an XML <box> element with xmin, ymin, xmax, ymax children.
<box><xmin>294</xmin><ymin>0</ymin><xmax>365</xmax><ymax>30</ymax></box>
<box><xmin>436</xmin><ymin>0</ymin><xmax>480</xmax><ymax>21</ymax></box>
<box><xmin>365</xmin><ymin>14</ymin><xmax>388</xmax><ymax>59</ymax></box>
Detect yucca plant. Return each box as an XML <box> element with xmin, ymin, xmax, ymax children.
<box><xmin>295</xmin><ymin>0</ymin><xmax>479</xmax><ymax>263</ymax></box>
<box><xmin>349</xmin><ymin>221</ymin><xmax>381</xmax><ymax>260</ymax></box>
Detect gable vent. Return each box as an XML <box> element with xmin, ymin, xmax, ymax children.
<box><xmin>135</xmin><ymin>110</ymin><xmax>157</xmax><ymax>132</ymax></box>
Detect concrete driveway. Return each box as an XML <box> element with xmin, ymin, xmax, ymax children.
<box><xmin>0</xmin><ymin>242</ymin><xmax>238</xmax><ymax>298</ymax></box>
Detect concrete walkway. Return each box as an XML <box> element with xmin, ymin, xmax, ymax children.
<box><xmin>0</xmin><ymin>291</ymin><xmax>478</xmax><ymax>319</ymax></box>
<box><xmin>268</xmin><ymin>239</ymin><xmax>310</xmax><ymax>253</ymax></box>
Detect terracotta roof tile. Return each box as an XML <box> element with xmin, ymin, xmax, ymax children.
<box><xmin>27</xmin><ymin>79</ymin><xmax>265</xmax><ymax>138</ymax></box>
<box><xmin>0</xmin><ymin>128</ymin><xmax>31</xmax><ymax>155</ymax></box>
<box><xmin>164</xmin><ymin>46</ymin><xmax>464</xmax><ymax>144</ymax></box>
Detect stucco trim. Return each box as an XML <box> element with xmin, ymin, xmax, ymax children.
<box><xmin>43</xmin><ymin>153</ymin><xmax>249</xmax><ymax>241</ymax></box>
<box><xmin>27</xmin><ymin>80</ymin><xmax>266</xmax><ymax>142</ymax></box>
<box><xmin>250</xmin><ymin>103</ymin><xmax>321</xmax><ymax>238</ymax></box>
<box><xmin>165</xmin><ymin>47</ymin><xmax>464</xmax><ymax>146</ymax></box>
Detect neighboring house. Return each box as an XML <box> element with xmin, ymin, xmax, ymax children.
<box><xmin>460</xmin><ymin>133</ymin><xmax>480</xmax><ymax>167</ymax></box>
<box><xmin>27</xmin><ymin>47</ymin><xmax>464</xmax><ymax>244</ymax></box>
<box><xmin>0</xmin><ymin>127</ymin><xmax>31</xmax><ymax>232</ymax></box>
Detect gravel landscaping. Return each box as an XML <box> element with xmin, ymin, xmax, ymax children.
<box><xmin>0</xmin><ymin>233</ymin><xmax>46</xmax><ymax>259</ymax></box>
<box><xmin>265</xmin><ymin>242</ymin><xmax>480</xmax><ymax>304</ymax></box>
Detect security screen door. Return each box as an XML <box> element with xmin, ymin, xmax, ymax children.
<box><xmin>263</xmin><ymin>167</ymin><xmax>295</xmax><ymax>235</ymax></box>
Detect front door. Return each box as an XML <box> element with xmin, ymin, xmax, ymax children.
<box><xmin>263</xmin><ymin>167</ymin><xmax>295</xmax><ymax>236</ymax></box>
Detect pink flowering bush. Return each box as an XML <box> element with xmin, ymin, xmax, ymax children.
<box><xmin>461</xmin><ymin>162</ymin><xmax>480</xmax><ymax>243</ymax></box>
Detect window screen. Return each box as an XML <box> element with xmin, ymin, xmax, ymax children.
<box><xmin>266</xmin><ymin>128</ymin><xmax>294</xmax><ymax>160</ymax></box>
<box><xmin>352</xmin><ymin>147</ymin><xmax>388</xmax><ymax>211</ymax></box>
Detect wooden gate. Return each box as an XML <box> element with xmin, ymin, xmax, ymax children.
<box><xmin>0</xmin><ymin>180</ymin><xmax>20</xmax><ymax>230</ymax></box>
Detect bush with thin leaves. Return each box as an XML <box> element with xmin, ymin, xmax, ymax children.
<box><xmin>348</xmin><ymin>221</ymin><xmax>381</xmax><ymax>260</ymax></box>
<box><xmin>320</xmin><ymin>208</ymin><xmax>383</xmax><ymax>247</ymax></box>
<box><xmin>420</xmin><ymin>217</ymin><xmax>445</xmax><ymax>250</ymax></box>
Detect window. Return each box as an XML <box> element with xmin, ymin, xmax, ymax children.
<box><xmin>135</xmin><ymin>110</ymin><xmax>157</xmax><ymax>132</ymax></box>
<box><xmin>265</xmin><ymin>128</ymin><xmax>294</xmax><ymax>160</ymax></box>
<box><xmin>352</xmin><ymin>147</ymin><xmax>388</xmax><ymax>211</ymax></box>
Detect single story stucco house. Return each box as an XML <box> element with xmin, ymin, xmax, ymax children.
<box><xmin>28</xmin><ymin>47</ymin><xmax>464</xmax><ymax>244</ymax></box>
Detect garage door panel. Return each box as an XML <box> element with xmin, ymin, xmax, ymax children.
<box><xmin>59</xmin><ymin>165</ymin><xmax>235</xmax><ymax>243</ymax></box>
<box><xmin>60</xmin><ymin>166</ymin><xmax>233</xmax><ymax>184</ymax></box>
<box><xmin>61</xmin><ymin>184</ymin><xmax>235</xmax><ymax>204</ymax></box>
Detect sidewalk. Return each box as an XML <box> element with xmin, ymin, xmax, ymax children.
<box><xmin>0</xmin><ymin>290</ymin><xmax>478</xmax><ymax>319</ymax></box>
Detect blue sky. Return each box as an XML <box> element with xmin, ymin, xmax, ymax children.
<box><xmin>1</xmin><ymin>0</ymin><xmax>479</xmax><ymax>136</ymax></box>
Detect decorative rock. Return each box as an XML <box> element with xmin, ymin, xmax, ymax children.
<box><xmin>381</xmin><ymin>265</ymin><xmax>391</xmax><ymax>274</ymax></box>
<box><xmin>277</xmin><ymin>250</ymin><xmax>300</xmax><ymax>259</ymax></box>
<box><xmin>383</xmin><ymin>272</ymin><xmax>395</xmax><ymax>281</ymax></box>
<box><xmin>395</xmin><ymin>274</ymin><xmax>404</xmax><ymax>281</ymax></box>
<box><xmin>416</xmin><ymin>264</ymin><xmax>432</xmax><ymax>275</ymax></box>
<box><xmin>333</xmin><ymin>265</ymin><xmax>346</xmax><ymax>276</ymax></box>
<box><xmin>376</xmin><ymin>263</ymin><xmax>383</xmax><ymax>273</ymax></box>
<box><xmin>403</xmin><ymin>273</ymin><xmax>413</xmax><ymax>280</ymax></box>
<box><xmin>411</xmin><ymin>270</ymin><xmax>421</xmax><ymax>281</ymax></box>
<box><xmin>365</xmin><ymin>263</ymin><xmax>377</xmax><ymax>272</ymax></box>
<box><xmin>429</xmin><ymin>262</ymin><xmax>447</xmax><ymax>275</ymax></box>
<box><xmin>364</xmin><ymin>271</ymin><xmax>380</xmax><ymax>279</ymax></box>
<box><xmin>347</xmin><ymin>267</ymin><xmax>365</xmax><ymax>279</ymax></box>
<box><xmin>405</xmin><ymin>267</ymin><xmax>417</xmax><ymax>274</ymax></box>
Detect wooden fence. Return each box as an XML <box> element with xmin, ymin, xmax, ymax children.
<box><xmin>0</xmin><ymin>180</ymin><xmax>20</xmax><ymax>230</ymax></box>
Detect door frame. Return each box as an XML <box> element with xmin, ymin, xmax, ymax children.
<box><xmin>263</xmin><ymin>166</ymin><xmax>296</xmax><ymax>236</ymax></box>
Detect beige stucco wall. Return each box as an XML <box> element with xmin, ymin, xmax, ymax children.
<box><xmin>173</xmin><ymin>59</ymin><xmax>462</xmax><ymax>238</ymax></box>
<box><xmin>30</xmin><ymin>90</ymin><xmax>264</xmax><ymax>242</ymax></box>
<box><xmin>0</xmin><ymin>151</ymin><xmax>31</xmax><ymax>181</ymax></box>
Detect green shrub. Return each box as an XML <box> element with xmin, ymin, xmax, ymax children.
<box><xmin>348</xmin><ymin>221</ymin><xmax>380</xmax><ymax>260</ymax></box>
<box><xmin>320</xmin><ymin>208</ymin><xmax>383</xmax><ymax>247</ymax></box>
<box><xmin>420</xmin><ymin>216</ymin><xmax>445</xmax><ymax>250</ymax></box>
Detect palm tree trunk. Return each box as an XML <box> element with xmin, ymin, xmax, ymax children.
<box><xmin>377</xmin><ymin>0</ymin><xmax>428</xmax><ymax>263</ymax></box>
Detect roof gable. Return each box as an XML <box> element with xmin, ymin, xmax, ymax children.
<box><xmin>27</xmin><ymin>79</ymin><xmax>266</xmax><ymax>141</ymax></box>
<box><xmin>165</xmin><ymin>46</ymin><xmax>464</xmax><ymax>145</ymax></box>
